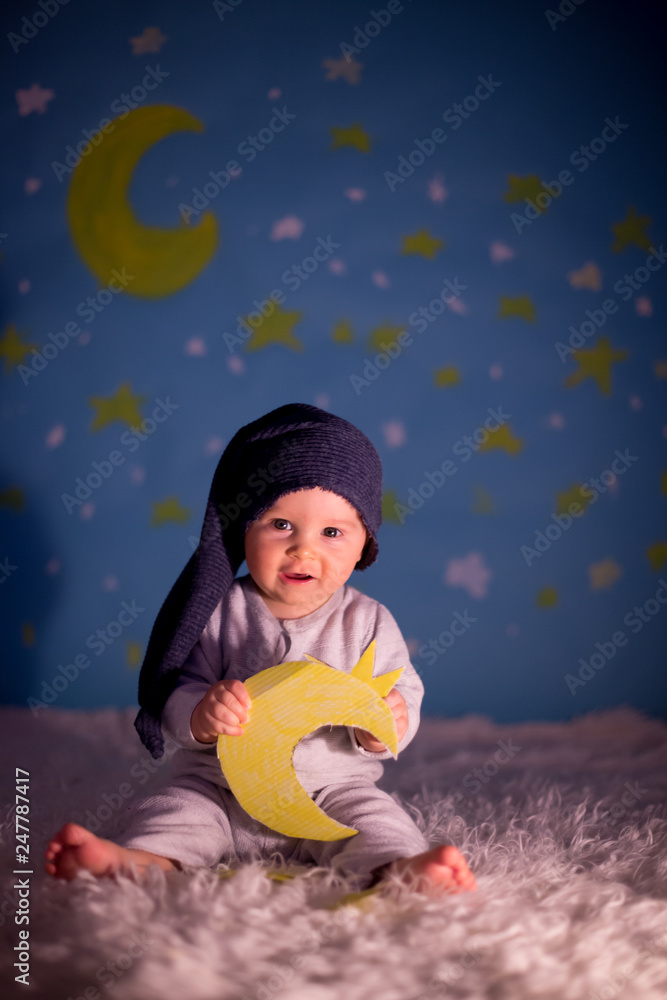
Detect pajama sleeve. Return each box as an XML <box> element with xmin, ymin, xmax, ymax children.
<box><xmin>347</xmin><ymin>601</ymin><xmax>425</xmax><ymax>760</ymax></box>
<box><xmin>161</xmin><ymin>628</ymin><xmax>225</xmax><ymax>751</ymax></box>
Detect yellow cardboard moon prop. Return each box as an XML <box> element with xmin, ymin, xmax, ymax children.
<box><xmin>217</xmin><ymin>640</ymin><xmax>402</xmax><ymax>841</ymax></box>
<box><xmin>67</xmin><ymin>104</ymin><xmax>218</xmax><ymax>298</ymax></box>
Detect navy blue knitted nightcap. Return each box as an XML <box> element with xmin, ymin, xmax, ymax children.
<box><xmin>135</xmin><ymin>402</ymin><xmax>383</xmax><ymax>758</ymax></box>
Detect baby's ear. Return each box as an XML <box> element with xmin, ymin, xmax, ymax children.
<box><xmin>360</xmin><ymin>530</ymin><xmax>371</xmax><ymax>558</ymax></box>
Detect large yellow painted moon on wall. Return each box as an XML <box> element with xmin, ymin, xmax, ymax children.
<box><xmin>217</xmin><ymin>641</ymin><xmax>403</xmax><ymax>841</ymax></box>
<box><xmin>67</xmin><ymin>105</ymin><xmax>218</xmax><ymax>298</ymax></box>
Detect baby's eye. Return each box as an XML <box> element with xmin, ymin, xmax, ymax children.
<box><xmin>323</xmin><ymin>527</ymin><xmax>341</xmax><ymax>538</ymax></box>
<box><xmin>272</xmin><ymin>518</ymin><xmax>291</xmax><ymax>530</ymax></box>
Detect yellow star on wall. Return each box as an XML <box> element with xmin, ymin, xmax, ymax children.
<box><xmin>89</xmin><ymin>382</ymin><xmax>146</xmax><ymax>432</ymax></box>
<box><xmin>0</xmin><ymin>324</ymin><xmax>38</xmax><ymax>372</ymax></box>
<box><xmin>589</xmin><ymin>557</ymin><xmax>622</xmax><ymax>591</ymax></box>
<box><xmin>0</xmin><ymin>486</ymin><xmax>25</xmax><ymax>511</ymax></box>
<box><xmin>367</xmin><ymin>323</ymin><xmax>406</xmax><ymax>352</ymax></box>
<box><xmin>330</xmin><ymin>124</ymin><xmax>371</xmax><ymax>153</ymax></box>
<box><xmin>22</xmin><ymin>622</ymin><xmax>36</xmax><ymax>647</ymax></box>
<box><xmin>243</xmin><ymin>305</ymin><xmax>304</xmax><ymax>352</ymax></box>
<box><xmin>503</xmin><ymin>174</ymin><xmax>552</xmax><ymax>210</ymax></box>
<box><xmin>401</xmin><ymin>229</ymin><xmax>444</xmax><ymax>260</ymax></box>
<box><xmin>563</xmin><ymin>337</ymin><xmax>628</xmax><ymax>396</ymax></box>
<box><xmin>472</xmin><ymin>486</ymin><xmax>496</xmax><ymax>515</ymax></box>
<box><xmin>381</xmin><ymin>489</ymin><xmax>403</xmax><ymax>525</ymax></box>
<box><xmin>478</xmin><ymin>423</ymin><xmax>523</xmax><ymax>456</ymax></box>
<box><xmin>433</xmin><ymin>366</ymin><xmax>461</xmax><ymax>388</ymax></box>
<box><xmin>536</xmin><ymin>587</ymin><xmax>558</xmax><ymax>608</ymax></box>
<box><xmin>126</xmin><ymin>640</ymin><xmax>143</xmax><ymax>669</ymax></box>
<box><xmin>647</xmin><ymin>541</ymin><xmax>667</xmax><ymax>571</ymax></box>
<box><xmin>611</xmin><ymin>206</ymin><xmax>653</xmax><ymax>252</ymax></box>
<box><xmin>331</xmin><ymin>319</ymin><xmax>354</xmax><ymax>344</ymax></box>
<box><xmin>556</xmin><ymin>484</ymin><xmax>593</xmax><ymax>516</ymax></box>
<box><xmin>497</xmin><ymin>295</ymin><xmax>536</xmax><ymax>322</ymax></box>
<box><xmin>151</xmin><ymin>496</ymin><xmax>191</xmax><ymax>527</ymax></box>
<box><xmin>322</xmin><ymin>56</ymin><xmax>363</xmax><ymax>85</ymax></box>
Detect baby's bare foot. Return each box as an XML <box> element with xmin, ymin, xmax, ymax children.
<box><xmin>381</xmin><ymin>845</ymin><xmax>476</xmax><ymax>895</ymax></box>
<box><xmin>45</xmin><ymin>822</ymin><xmax>176</xmax><ymax>880</ymax></box>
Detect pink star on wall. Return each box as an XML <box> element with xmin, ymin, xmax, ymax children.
<box><xmin>205</xmin><ymin>437</ymin><xmax>224</xmax><ymax>455</ymax></box>
<box><xmin>382</xmin><ymin>421</ymin><xmax>406</xmax><ymax>448</ymax></box>
<box><xmin>129</xmin><ymin>26</ymin><xmax>167</xmax><ymax>54</ymax></box>
<box><xmin>447</xmin><ymin>295</ymin><xmax>467</xmax><ymax>315</ymax></box>
<box><xmin>490</xmin><ymin>241</ymin><xmax>515</xmax><ymax>264</ymax></box>
<box><xmin>16</xmin><ymin>83</ymin><xmax>55</xmax><ymax>116</ymax></box>
<box><xmin>184</xmin><ymin>337</ymin><xmax>207</xmax><ymax>356</ymax></box>
<box><xmin>427</xmin><ymin>174</ymin><xmax>448</xmax><ymax>203</ymax></box>
<box><xmin>45</xmin><ymin>424</ymin><xmax>66</xmax><ymax>449</ymax></box>
<box><xmin>270</xmin><ymin>216</ymin><xmax>304</xmax><ymax>241</ymax></box>
<box><xmin>322</xmin><ymin>56</ymin><xmax>363</xmax><ymax>85</ymax></box>
<box><xmin>444</xmin><ymin>551</ymin><xmax>492</xmax><ymax>598</ymax></box>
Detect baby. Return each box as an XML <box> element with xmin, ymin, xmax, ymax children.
<box><xmin>46</xmin><ymin>404</ymin><xmax>475</xmax><ymax>896</ymax></box>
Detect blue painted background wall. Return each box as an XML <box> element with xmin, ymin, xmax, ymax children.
<box><xmin>1</xmin><ymin>0</ymin><xmax>665</xmax><ymax>723</ymax></box>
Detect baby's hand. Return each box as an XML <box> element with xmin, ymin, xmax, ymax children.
<box><xmin>191</xmin><ymin>679</ymin><xmax>252</xmax><ymax>744</ymax></box>
<box><xmin>354</xmin><ymin>688</ymin><xmax>408</xmax><ymax>753</ymax></box>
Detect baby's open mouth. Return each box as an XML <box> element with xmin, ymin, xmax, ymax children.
<box><xmin>281</xmin><ymin>572</ymin><xmax>314</xmax><ymax>582</ymax></box>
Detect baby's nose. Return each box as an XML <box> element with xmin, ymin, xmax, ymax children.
<box><xmin>287</xmin><ymin>537</ymin><xmax>316</xmax><ymax>557</ymax></box>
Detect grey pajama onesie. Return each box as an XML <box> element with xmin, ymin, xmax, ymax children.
<box><xmin>118</xmin><ymin>574</ymin><xmax>429</xmax><ymax>887</ymax></box>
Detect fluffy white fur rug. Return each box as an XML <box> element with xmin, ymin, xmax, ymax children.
<box><xmin>1</xmin><ymin>705</ymin><xmax>666</xmax><ymax>1000</ymax></box>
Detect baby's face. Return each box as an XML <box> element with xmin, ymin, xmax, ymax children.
<box><xmin>244</xmin><ymin>487</ymin><xmax>369</xmax><ymax>620</ymax></box>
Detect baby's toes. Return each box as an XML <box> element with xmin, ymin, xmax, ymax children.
<box><xmin>459</xmin><ymin>871</ymin><xmax>477</xmax><ymax>891</ymax></box>
<box><xmin>50</xmin><ymin>850</ymin><xmax>80</xmax><ymax>881</ymax></box>
<box><xmin>439</xmin><ymin>846</ymin><xmax>475</xmax><ymax>887</ymax></box>
<box><xmin>59</xmin><ymin>822</ymin><xmax>88</xmax><ymax>846</ymax></box>
<box><xmin>440</xmin><ymin>845</ymin><xmax>466</xmax><ymax>871</ymax></box>
<box><xmin>44</xmin><ymin>846</ymin><xmax>69</xmax><ymax>876</ymax></box>
<box><xmin>452</xmin><ymin>860</ymin><xmax>476</xmax><ymax>891</ymax></box>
